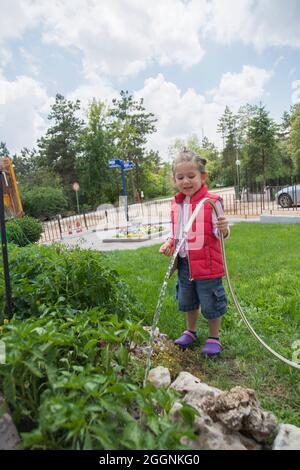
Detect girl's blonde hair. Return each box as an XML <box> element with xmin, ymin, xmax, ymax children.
<box><xmin>172</xmin><ymin>147</ymin><xmax>207</xmax><ymax>175</ymax></box>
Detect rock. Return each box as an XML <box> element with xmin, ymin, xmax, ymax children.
<box><xmin>169</xmin><ymin>401</ymin><xmax>256</xmax><ymax>450</ymax></box>
<box><xmin>0</xmin><ymin>413</ymin><xmax>20</xmax><ymax>450</ymax></box>
<box><xmin>183</xmin><ymin>387</ymin><xmax>222</xmax><ymax>413</ymax></box>
<box><xmin>272</xmin><ymin>424</ymin><xmax>300</xmax><ymax>450</ymax></box>
<box><xmin>169</xmin><ymin>401</ymin><xmax>184</xmax><ymax>422</ymax></box>
<box><xmin>202</xmin><ymin>386</ymin><xmax>278</xmax><ymax>443</ymax></box>
<box><xmin>147</xmin><ymin>366</ymin><xmax>171</xmax><ymax>388</ymax></box>
<box><xmin>170</xmin><ymin>371</ymin><xmax>221</xmax><ymax>396</ymax></box>
<box><xmin>192</xmin><ymin>412</ymin><xmax>252</xmax><ymax>450</ymax></box>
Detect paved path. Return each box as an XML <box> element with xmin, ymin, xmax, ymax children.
<box><xmin>58</xmin><ymin>216</ymin><xmax>260</xmax><ymax>252</ymax></box>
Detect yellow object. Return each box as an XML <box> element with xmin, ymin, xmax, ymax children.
<box><xmin>0</xmin><ymin>157</ymin><xmax>24</xmax><ymax>218</ymax></box>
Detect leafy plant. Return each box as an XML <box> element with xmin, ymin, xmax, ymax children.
<box><xmin>21</xmin><ymin>186</ymin><xmax>68</xmax><ymax>220</ymax></box>
<box><xmin>6</xmin><ymin>216</ymin><xmax>43</xmax><ymax>246</ymax></box>
<box><xmin>1</xmin><ymin>243</ymin><xmax>142</xmax><ymax>320</ymax></box>
<box><xmin>0</xmin><ymin>310</ymin><xmax>197</xmax><ymax>450</ymax></box>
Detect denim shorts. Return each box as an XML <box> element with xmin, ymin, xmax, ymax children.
<box><xmin>176</xmin><ymin>257</ymin><xmax>228</xmax><ymax>320</ymax></box>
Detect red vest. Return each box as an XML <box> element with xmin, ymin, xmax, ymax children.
<box><xmin>171</xmin><ymin>184</ymin><xmax>225</xmax><ymax>280</ymax></box>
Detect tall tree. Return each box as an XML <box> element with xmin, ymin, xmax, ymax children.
<box><xmin>0</xmin><ymin>141</ymin><xmax>9</xmax><ymax>157</ymax></box>
<box><xmin>76</xmin><ymin>99</ymin><xmax>116</xmax><ymax>206</ymax></box>
<box><xmin>107</xmin><ymin>90</ymin><xmax>157</xmax><ymax>200</ymax></box>
<box><xmin>245</xmin><ymin>103</ymin><xmax>279</xmax><ymax>185</ymax></box>
<box><xmin>275</xmin><ymin>108</ymin><xmax>295</xmax><ymax>179</ymax></box>
<box><xmin>12</xmin><ymin>148</ymin><xmax>37</xmax><ymax>183</ymax></box>
<box><xmin>289</xmin><ymin>103</ymin><xmax>300</xmax><ymax>174</ymax></box>
<box><xmin>217</xmin><ymin>106</ymin><xmax>238</xmax><ymax>186</ymax></box>
<box><xmin>37</xmin><ymin>94</ymin><xmax>84</xmax><ymax>193</ymax></box>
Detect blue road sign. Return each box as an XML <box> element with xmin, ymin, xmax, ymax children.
<box><xmin>123</xmin><ymin>160</ymin><xmax>135</xmax><ymax>170</ymax></box>
<box><xmin>108</xmin><ymin>159</ymin><xmax>122</xmax><ymax>168</ymax></box>
<box><xmin>108</xmin><ymin>158</ymin><xmax>129</xmax><ymax>221</ymax></box>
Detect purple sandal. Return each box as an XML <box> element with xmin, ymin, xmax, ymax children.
<box><xmin>202</xmin><ymin>338</ymin><xmax>222</xmax><ymax>357</ymax></box>
<box><xmin>174</xmin><ymin>330</ymin><xmax>198</xmax><ymax>349</ymax></box>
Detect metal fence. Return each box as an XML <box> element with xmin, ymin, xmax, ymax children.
<box><xmin>40</xmin><ymin>183</ymin><xmax>300</xmax><ymax>243</ymax></box>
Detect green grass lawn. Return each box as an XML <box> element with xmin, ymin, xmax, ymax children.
<box><xmin>104</xmin><ymin>223</ymin><xmax>300</xmax><ymax>426</ymax></box>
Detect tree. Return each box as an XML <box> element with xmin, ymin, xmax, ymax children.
<box><xmin>245</xmin><ymin>103</ymin><xmax>280</xmax><ymax>186</ymax></box>
<box><xmin>21</xmin><ymin>186</ymin><xmax>68</xmax><ymax>220</ymax></box>
<box><xmin>37</xmin><ymin>94</ymin><xmax>84</xmax><ymax>195</ymax></box>
<box><xmin>289</xmin><ymin>103</ymin><xmax>300</xmax><ymax>174</ymax></box>
<box><xmin>217</xmin><ymin>106</ymin><xmax>239</xmax><ymax>186</ymax></box>
<box><xmin>168</xmin><ymin>134</ymin><xmax>221</xmax><ymax>188</ymax></box>
<box><xmin>12</xmin><ymin>148</ymin><xmax>38</xmax><ymax>183</ymax></box>
<box><xmin>275</xmin><ymin>108</ymin><xmax>295</xmax><ymax>180</ymax></box>
<box><xmin>76</xmin><ymin>99</ymin><xmax>116</xmax><ymax>206</ymax></box>
<box><xmin>0</xmin><ymin>141</ymin><xmax>9</xmax><ymax>157</ymax></box>
<box><xmin>200</xmin><ymin>137</ymin><xmax>221</xmax><ymax>187</ymax></box>
<box><xmin>107</xmin><ymin>90</ymin><xmax>157</xmax><ymax>200</ymax></box>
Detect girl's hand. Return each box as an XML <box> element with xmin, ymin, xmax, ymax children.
<box><xmin>216</xmin><ymin>216</ymin><xmax>229</xmax><ymax>237</ymax></box>
<box><xmin>159</xmin><ymin>240</ymin><xmax>174</xmax><ymax>256</ymax></box>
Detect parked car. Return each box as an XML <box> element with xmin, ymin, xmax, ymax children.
<box><xmin>275</xmin><ymin>184</ymin><xmax>300</xmax><ymax>208</ymax></box>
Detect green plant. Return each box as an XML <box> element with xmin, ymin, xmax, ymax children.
<box><xmin>21</xmin><ymin>186</ymin><xmax>68</xmax><ymax>220</ymax></box>
<box><xmin>1</xmin><ymin>244</ymin><xmax>142</xmax><ymax>320</ymax></box>
<box><xmin>5</xmin><ymin>219</ymin><xmax>23</xmax><ymax>246</ymax></box>
<box><xmin>6</xmin><ymin>216</ymin><xmax>43</xmax><ymax>246</ymax></box>
<box><xmin>0</xmin><ymin>310</ymin><xmax>197</xmax><ymax>450</ymax></box>
<box><xmin>18</xmin><ymin>216</ymin><xmax>43</xmax><ymax>243</ymax></box>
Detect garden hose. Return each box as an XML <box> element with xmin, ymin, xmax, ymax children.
<box><xmin>184</xmin><ymin>197</ymin><xmax>300</xmax><ymax>371</ymax></box>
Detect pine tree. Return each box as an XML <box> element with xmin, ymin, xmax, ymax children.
<box><xmin>37</xmin><ymin>94</ymin><xmax>84</xmax><ymax>192</ymax></box>
<box><xmin>0</xmin><ymin>141</ymin><xmax>9</xmax><ymax>157</ymax></box>
<box><xmin>217</xmin><ymin>106</ymin><xmax>238</xmax><ymax>186</ymax></box>
<box><xmin>246</xmin><ymin>103</ymin><xmax>279</xmax><ymax>186</ymax></box>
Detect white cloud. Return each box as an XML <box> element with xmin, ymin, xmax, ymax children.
<box><xmin>135</xmin><ymin>66</ymin><xmax>272</xmax><ymax>158</ymax></box>
<box><xmin>25</xmin><ymin>0</ymin><xmax>207</xmax><ymax>80</ymax></box>
<box><xmin>0</xmin><ymin>0</ymin><xmax>40</xmax><ymax>43</ymax></box>
<box><xmin>67</xmin><ymin>76</ymin><xmax>118</xmax><ymax>118</ymax></box>
<box><xmin>0</xmin><ymin>71</ymin><xmax>50</xmax><ymax>154</ymax></box>
<box><xmin>207</xmin><ymin>0</ymin><xmax>300</xmax><ymax>50</ymax></box>
<box><xmin>208</xmin><ymin>65</ymin><xmax>272</xmax><ymax>108</ymax></box>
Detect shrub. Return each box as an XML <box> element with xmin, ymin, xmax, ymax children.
<box><xmin>0</xmin><ymin>310</ymin><xmax>196</xmax><ymax>450</ymax></box>
<box><xmin>1</xmin><ymin>243</ymin><xmax>142</xmax><ymax>320</ymax></box>
<box><xmin>6</xmin><ymin>216</ymin><xmax>43</xmax><ymax>246</ymax></box>
<box><xmin>21</xmin><ymin>186</ymin><xmax>68</xmax><ymax>220</ymax></box>
<box><xmin>0</xmin><ymin>243</ymin><xmax>197</xmax><ymax>450</ymax></box>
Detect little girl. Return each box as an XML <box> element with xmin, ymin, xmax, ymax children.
<box><xmin>160</xmin><ymin>149</ymin><xmax>230</xmax><ymax>357</ymax></box>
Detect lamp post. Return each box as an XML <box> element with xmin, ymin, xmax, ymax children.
<box><xmin>235</xmin><ymin>159</ymin><xmax>241</xmax><ymax>200</ymax></box>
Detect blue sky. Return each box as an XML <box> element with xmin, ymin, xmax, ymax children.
<box><xmin>1</xmin><ymin>0</ymin><xmax>300</xmax><ymax>158</ymax></box>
